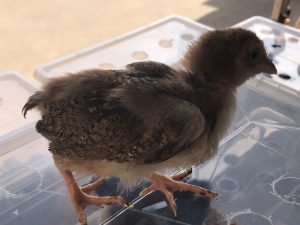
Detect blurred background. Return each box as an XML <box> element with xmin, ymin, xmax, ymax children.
<box><xmin>0</xmin><ymin>0</ymin><xmax>299</xmax><ymax>79</ymax></box>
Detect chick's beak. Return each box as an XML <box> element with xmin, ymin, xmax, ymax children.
<box><xmin>260</xmin><ymin>57</ymin><xmax>277</xmax><ymax>74</ymax></box>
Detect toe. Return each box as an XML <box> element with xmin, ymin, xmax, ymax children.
<box><xmin>161</xmin><ymin>189</ymin><xmax>177</xmax><ymax>217</ymax></box>
<box><xmin>171</xmin><ymin>168</ymin><xmax>193</xmax><ymax>181</ymax></box>
<box><xmin>79</xmin><ymin>217</ymin><xmax>87</xmax><ymax>225</ymax></box>
<box><xmin>206</xmin><ymin>190</ymin><xmax>218</xmax><ymax>199</ymax></box>
<box><xmin>75</xmin><ymin>204</ymin><xmax>87</xmax><ymax>225</ymax></box>
<box><xmin>139</xmin><ymin>185</ymin><xmax>155</xmax><ymax>196</ymax></box>
<box><xmin>81</xmin><ymin>177</ymin><xmax>108</xmax><ymax>194</ymax></box>
<box><xmin>178</xmin><ymin>182</ymin><xmax>218</xmax><ymax>199</ymax></box>
<box><xmin>86</xmin><ymin>195</ymin><xmax>129</xmax><ymax>208</ymax></box>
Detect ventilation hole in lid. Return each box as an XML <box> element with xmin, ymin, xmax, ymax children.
<box><xmin>0</xmin><ymin>97</ymin><xmax>2</xmax><ymax>106</ymax></box>
<box><xmin>181</xmin><ymin>33</ymin><xmax>195</xmax><ymax>41</ymax></box>
<box><xmin>99</xmin><ymin>63</ymin><xmax>115</xmax><ymax>70</ymax></box>
<box><xmin>132</xmin><ymin>51</ymin><xmax>148</xmax><ymax>60</ymax></box>
<box><xmin>288</xmin><ymin>37</ymin><xmax>299</xmax><ymax>43</ymax></box>
<box><xmin>257</xmin><ymin>172</ymin><xmax>275</xmax><ymax>184</ymax></box>
<box><xmin>223</xmin><ymin>154</ymin><xmax>239</xmax><ymax>165</ymax></box>
<box><xmin>278</xmin><ymin>73</ymin><xmax>291</xmax><ymax>80</ymax></box>
<box><xmin>158</xmin><ymin>39</ymin><xmax>173</xmax><ymax>48</ymax></box>
<box><xmin>260</xmin><ymin>29</ymin><xmax>272</xmax><ymax>35</ymax></box>
<box><xmin>218</xmin><ymin>178</ymin><xmax>239</xmax><ymax>192</ymax></box>
<box><xmin>228</xmin><ymin>211</ymin><xmax>273</xmax><ymax>225</ymax></box>
<box><xmin>271</xmin><ymin>44</ymin><xmax>281</xmax><ymax>48</ymax></box>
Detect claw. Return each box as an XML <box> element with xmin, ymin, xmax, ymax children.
<box><xmin>123</xmin><ymin>201</ymin><xmax>131</xmax><ymax>207</ymax></box>
<box><xmin>162</xmin><ymin>189</ymin><xmax>177</xmax><ymax>217</ymax></box>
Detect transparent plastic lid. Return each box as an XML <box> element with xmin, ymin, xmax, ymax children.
<box><xmin>1</xmin><ymin>76</ymin><xmax>300</xmax><ymax>225</ymax></box>
<box><xmin>34</xmin><ymin>16</ymin><xmax>212</xmax><ymax>81</ymax></box>
<box><xmin>0</xmin><ymin>72</ymin><xmax>39</xmax><ymax>141</ymax></box>
<box><xmin>1</xmin><ymin>16</ymin><xmax>300</xmax><ymax>225</ymax></box>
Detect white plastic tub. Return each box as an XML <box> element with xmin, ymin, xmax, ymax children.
<box><xmin>34</xmin><ymin>16</ymin><xmax>212</xmax><ymax>81</ymax></box>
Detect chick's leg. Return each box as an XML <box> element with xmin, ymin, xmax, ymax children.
<box><xmin>61</xmin><ymin>170</ymin><xmax>128</xmax><ymax>225</ymax></box>
<box><xmin>140</xmin><ymin>169</ymin><xmax>218</xmax><ymax>216</ymax></box>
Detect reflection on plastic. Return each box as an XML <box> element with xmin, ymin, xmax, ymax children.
<box><xmin>0</xmin><ymin>166</ymin><xmax>42</xmax><ymax>198</ymax></box>
<box><xmin>271</xmin><ymin>175</ymin><xmax>300</xmax><ymax>206</ymax></box>
<box><xmin>226</xmin><ymin>209</ymin><xmax>273</xmax><ymax>225</ymax></box>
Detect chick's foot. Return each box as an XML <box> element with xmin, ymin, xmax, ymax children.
<box><xmin>140</xmin><ymin>170</ymin><xmax>218</xmax><ymax>216</ymax></box>
<box><xmin>63</xmin><ymin>170</ymin><xmax>128</xmax><ymax>225</ymax></box>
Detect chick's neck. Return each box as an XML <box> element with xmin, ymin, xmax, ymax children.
<box><xmin>188</xmin><ymin>70</ymin><xmax>237</xmax><ymax>97</ymax></box>
<box><xmin>184</xmin><ymin>71</ymin><xmax>235</xmax><ymax>134</ymax></box>
<box><xmin>187</xmin><ymin>70</ymin><xmax>235</xmax><ymax>108</ymax></box>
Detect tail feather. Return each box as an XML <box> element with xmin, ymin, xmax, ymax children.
<box><xmin>22</xmin><ymin>91</ymin><xmax>44</xmax><ymax>118</ymax></box>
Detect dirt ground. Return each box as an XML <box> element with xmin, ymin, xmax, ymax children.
<box><xmin>0</xmin><ymin>0</ymin><xmax>298</xmax><ymax>80</ymax></box>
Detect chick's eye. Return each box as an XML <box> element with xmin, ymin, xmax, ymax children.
<box><xmin>251</xmin><ymin>50</ymin><xmax>259</xmax><ymax>59</ymax></box>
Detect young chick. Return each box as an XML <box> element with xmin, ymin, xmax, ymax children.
<box><xmin>23</xmin><ymin>28</ymin><xmax>276</xmax><ymax>225</ymax></box>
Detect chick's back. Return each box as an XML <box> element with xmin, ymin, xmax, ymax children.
<box><xmin>23</xmin><ymin>66</ymin><xmax>205</xmax><ymax>165</ymax></box>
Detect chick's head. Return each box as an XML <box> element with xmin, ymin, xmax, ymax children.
<box><xmin>183</xmin><ymin>28</ymin><xmax>277</xmax><ymax>87</ymax></box>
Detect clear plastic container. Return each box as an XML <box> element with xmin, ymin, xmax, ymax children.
<box><xmin>1</xmin><ymin>76</ymin><xmax>300</xmax><ymax>225</ymax></box>
<box><xmin>34</xmin><ymin>16</ymin><xmax>212</xmax><ymax>81</ymax></box>
<box><xmin>0</xmin><ymin>72</ymin><xmax>39</xmax><ymax>144</ymax></box>
<box><xmin>1</xmin><ymin>16</ymin><xmax>300</xmax><ymax>225</ymax></box>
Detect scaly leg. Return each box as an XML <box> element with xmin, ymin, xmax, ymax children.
<box><xmin>62</xmin><ymin>170</ymin><xmax>128</xmax><ymax>225</ymax></box>
<box><xmin>140</xmin><ymin>169</ymin><xmax>218</xmax><ymax>216</ymax></box>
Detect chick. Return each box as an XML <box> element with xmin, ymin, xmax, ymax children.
<box><xmin>23</xmin><ymin>28</ymin><xmax>276</xmax><ymax>225</ymax></box>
